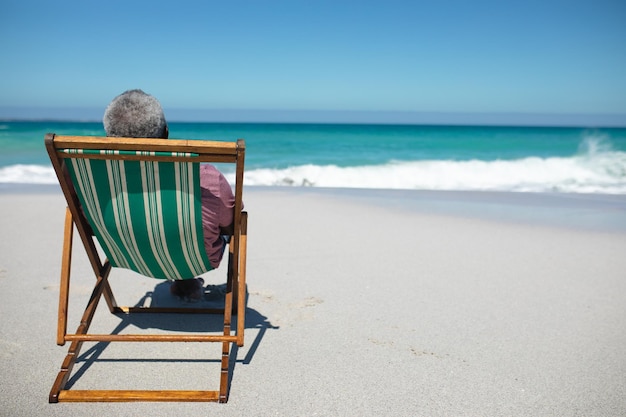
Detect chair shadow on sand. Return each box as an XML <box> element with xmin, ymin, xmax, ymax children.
<box><xmin>64</xmin><ymin>280</ymin><xmax>279</xmax><ymax>391</ymax></box>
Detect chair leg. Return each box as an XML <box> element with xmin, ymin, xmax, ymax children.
<box><xmin>236</xmin><ymin>212</ymin><xmax>248</xmax><ymax>346</ymax></box>
<box><xmin>49</xmin><ymin>339</ymin><xmax>84</xmax><ymax>403</ymax></box>
<box><xmin>227</xmin><ymin>241</ymin><xmax>238</xmax><ymax>312</ymax></box>
<box><xmin>219</xmin><ymin>341</ymin><xmax>231</xmax><ymax>402</ymax></box>
<box><xmin>219</xmin><ymin>238</ymin><xmax>236</xmax><ymax>402</ymax></box>
<box><xmin>57</xmin><ymin>208</ymin><xmax>73</xmax><ymax>346</ymax></box>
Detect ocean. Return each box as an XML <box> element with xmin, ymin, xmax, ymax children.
<box><xmin>1</xmin><ymin>120</ymin><xmax>626</xmax><ymax>194</ymax></box>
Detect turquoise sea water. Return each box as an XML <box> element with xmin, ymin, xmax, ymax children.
<box><xmin>1</xmin><ymin>121</ymin><xmax>626</xmax><ymax>193</ymax></box>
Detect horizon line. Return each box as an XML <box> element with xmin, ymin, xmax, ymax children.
<box><xmin>1</xmin><ymin>107</ymin><xmax>626</xmax><ymax>128</ymax></box>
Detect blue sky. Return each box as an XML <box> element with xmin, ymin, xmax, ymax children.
<box><xmin>1</xmin><ymin>0</ymin><xmax>625</xmax><ymax>124</ymax></box>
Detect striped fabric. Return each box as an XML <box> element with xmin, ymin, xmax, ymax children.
<box><xmin>60</xmin><ymin>149</ymin><xmax>199</xmax><ymax>158</ymax></box>
<box><xmin>65</xmin><ymin>157</ymin><xmax>213</xmax><ymax>280</ymax></box>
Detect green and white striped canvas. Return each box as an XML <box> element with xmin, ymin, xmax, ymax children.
<box><xmin>65</xmin><ymin>157</ymin><xmax>213</xmax><ymax>280</ymax></box>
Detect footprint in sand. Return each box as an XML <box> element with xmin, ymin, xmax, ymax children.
<box><xmin>262</xmin><ymin>296</ymin><xmax>323</xmax><ymax>327</ymax></box>
<box><xmin>0</xmin><ymin>340</ymin><xmax>20</xmax><ymax>359</ymax></box>
<box><xmin>289</xmin><ymin>296</ymin><xmax>324</xmax><ymax>309</ymax></box>
<box><xmin>250</xmin><ymin>290</ymin><xmax>276</xmax><ymax>303</ymax></box>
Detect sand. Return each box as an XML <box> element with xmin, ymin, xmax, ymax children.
<box><xmin>1</xmin><ymin>185</ymin><xmax>625</xmax><ymax>416</ymax></box>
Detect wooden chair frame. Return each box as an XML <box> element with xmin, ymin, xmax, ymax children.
<box><xmin>45</xmin><ymin>134</ymin><xmax>247</xmax><ymax>403</ymax></box>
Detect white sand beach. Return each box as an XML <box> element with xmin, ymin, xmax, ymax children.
<box><xmin>1</xmin><ymin>186</ymin><xmax>625</xmax><ymax>416</ymax></box>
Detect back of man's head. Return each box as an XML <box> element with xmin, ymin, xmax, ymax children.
<box><xmin>103</xmin><ymin>89</ymin><xmax>168</xmax><ymax>138</ymax></box>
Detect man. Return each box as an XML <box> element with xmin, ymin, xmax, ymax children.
<box><xmin>103</xmin><ymin>89</ymin><xmax>235</xmax><ymax>301</ymax></box>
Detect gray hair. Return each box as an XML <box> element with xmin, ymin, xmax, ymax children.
<box><xmin>103</xmin><ymin>89</ymin><xmax>168</xmax><ymax>138</ymax></box>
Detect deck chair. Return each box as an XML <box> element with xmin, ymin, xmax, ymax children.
<box><xmin>45</xmin><ymin>133</ymin><xmax>247</xmax><ymax>403</ymax></box>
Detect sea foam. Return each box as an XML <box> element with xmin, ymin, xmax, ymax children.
<box><xmin>0</xmin><ymin>164</ymin><xmax>58</xmax><ymax>184</ymax></box>
<box><xmin>238</xmin><ymin>147</ymin><xmax>626</xmax><ymax>194</ymax></box>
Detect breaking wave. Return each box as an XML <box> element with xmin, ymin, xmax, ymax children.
<box><xmin>0</xmin><ymin>164</ymin><xmax>57</xmax><ymax>184</ymax></box>
<box><xmin>241</xmin><ymin>139</ymin><xmax>626</xmax><ymax>194</ymax></box>
<box><xmin>2</xmin><ymin>136</ymin><xmax>626</xmax><ymax>194</ymax></box>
